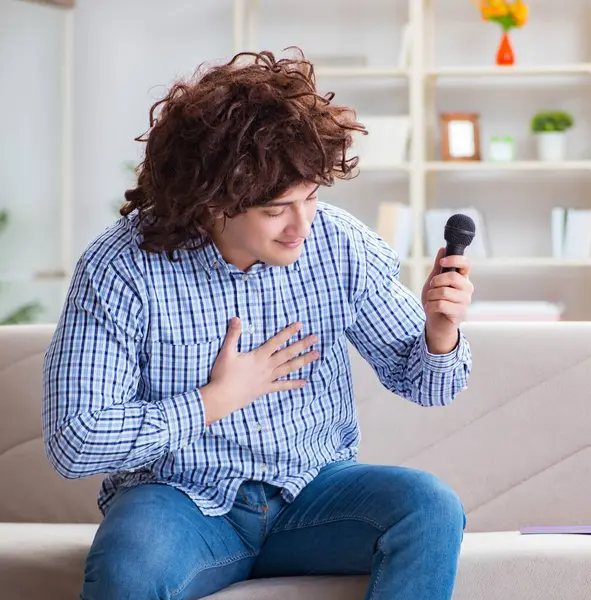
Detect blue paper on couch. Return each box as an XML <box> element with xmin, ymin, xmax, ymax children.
<box><xmin>520</xmin><ymin>526</ymin><xmax>591</xmax><ymax>535</ymax></box>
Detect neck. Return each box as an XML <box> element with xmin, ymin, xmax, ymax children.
<box><xmin>209</xmin><ymin>234</ymin><xmax>256</xmax><ymax>272</ymax></box>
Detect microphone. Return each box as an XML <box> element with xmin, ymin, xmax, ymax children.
<box><xmin>441</xmin><ymin>214</ymin><xmax>476</xmax><ymax>273</ymax></box>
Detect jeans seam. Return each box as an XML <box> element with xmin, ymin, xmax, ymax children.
<box><xmin>170</xmin><ymin>550</ymin><xmax>255</xmax><ymax>598</ymax></box>
<box><xmin>367</xmin><ymin>550</ymin><xmax>386</xmax><ymax>598</ymax></box>
<box><xmin>271</xmin><ymin>514</ymin><xmax>387</xmax><ymax>534</ymax></box>
<box><xmin>239</xmin><ymin>492</ymin><xmax>260</xmax><ymax>510</ymax></box>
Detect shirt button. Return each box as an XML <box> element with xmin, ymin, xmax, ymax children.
<box><xmin>255</xmin><ymin>422</ymin><xmax>262</xmax><ymax>432</ymax></box>
<box><xmin>248</xmin><ymin>323</ymin><xmax>255</xmax><ymax>334</ymax></box>
<box><xmin>212</xmin><ymin>261</ymin><xmax>219</xmax><ymax>269</ymax></box>
<box><xmin>261</xmin><ymin>463</ymin><xmax>267</xmax><ymax>472</ymax></box>
<box><xmin>241</xmin><ymin>274</ymin><xmax>248</xmax><ymax>281</ymax></box>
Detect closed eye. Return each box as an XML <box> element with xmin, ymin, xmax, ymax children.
<box><xmin>265</xmin><ymin>196</ymin><xmax>317</xmax><ymax>218</ymax></box>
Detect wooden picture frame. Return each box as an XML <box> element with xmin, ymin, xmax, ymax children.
<box><xmin>440</xmin><ymin>112</ymin><xmax>481</xmax><ymax>161</ymax></box>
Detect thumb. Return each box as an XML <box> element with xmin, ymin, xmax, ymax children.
<box><xmin>430</xmin><ymin>247</ymin><xmax>445</xmax><ymax>276</ymax></box>
<box><xmin>221</xmin><ymin>317</ymin><xmax>242</xmax><ymax>354</ymax></box>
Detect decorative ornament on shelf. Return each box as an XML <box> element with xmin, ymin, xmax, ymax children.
<box><xmin>489</xmin><ymin>136</ymin><xmax>516</xmax><ymax>162</ymax></box>
<box><xmin>530</xmin><ymin>111</ymin><xmax>574</xmax><ymax>162</ymax></box>
<box><xmin>475</xmin><ymin>1</ymin><xmax>529</xmax><ymax>66</ymax></box>
<box><xmin>440</xmin><ymin>113</ymin><xmax>481</xmax><ymax>162</ymax></box>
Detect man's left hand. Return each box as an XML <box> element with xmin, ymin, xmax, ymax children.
<box><xmin>421</xmin><ymin>247</ymin><xmax>474</xmax><ymax>354</ymax></box>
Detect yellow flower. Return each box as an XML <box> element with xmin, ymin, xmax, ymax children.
<box><xmin>479</xmin><ymin>0</ymin><xmax>509</xmax><ymax>19</ymax></box>
<box><xmin>475</xmin><ymin>0</ymin><xmax>528</xmax><ymax>27</ymax></box>
<box><xmin>509</xmin><ymin>1</ymin><xmax>528</xmax><ymax>27</ymax></box>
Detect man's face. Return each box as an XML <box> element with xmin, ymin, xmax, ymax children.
<box><xmin>211</xmin><ymin>181</ymin><xmax>319</xmax><ymax>271</ymax></box>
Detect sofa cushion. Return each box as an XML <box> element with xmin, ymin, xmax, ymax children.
<box><xmin>0</xmin><ymin>523</ymin><xmax>95</xmax><ymax>600</ymax></box>
<box><xmin>2</xmin><ymin>526</ymin><xmax>591</xmax><ymax>600</ymax></box>
<box><xmin>4</xmin><ymin>323</ymin><xmax>591</xmax><ymax>531</ymax></box>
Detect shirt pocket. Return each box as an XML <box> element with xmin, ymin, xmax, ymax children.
<box><xmin>146</xmin><ymin>336</ymin><xmax>225</xmax><ymax>401</ymax></box>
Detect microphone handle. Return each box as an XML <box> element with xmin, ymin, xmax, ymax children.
<box><xmin>441</xmin><ymin>243</ymin><xmax>465</xmax><ymax>273</ymax></box>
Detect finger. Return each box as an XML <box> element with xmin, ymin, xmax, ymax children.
<box><xmin>425</xmin><ymin>286</ymin><xmax>468</xmax><ymax>304</ymax></box>
<box><xmin>430</xmin><ymin>272</ymin><xmax>474</xmax><ymax>292</ymax></box>
<box><xmin>272</xmin><ymin>350</ymin><xmax>320</xmax><ymax>379</ymax></box>
<box><xmin>426</xmin><ymin>304</ymin><xmax>467</xmax><ymax>325</ymax></box>
<box><xmin>259</xmin><ymin>322</ymin><xmax>302</xmax><ymax>356</ymax></box>
<box><xmin>439</xmin><ymin>254</ymin><xmax>472</xmax><ymax>277</ymax></box>
<box><xmin>220</xmin><ymin>317</ymin><xmax>241</xmax><ymax>355</ymax></box>
<box><xmin>425</xmin><ymin>299</ymin><xmax>467</xmax><ymax>320</ymax></box>
<box><xmin>271</xmin><ymin>334</ymin><xmax>317</xmax><ymax>367</ymax></box>
<box><xmin>429</xmin><ymin>247</ymin><xmax>446</xmax><ymax>277</ymax></box>
<box><xmin>269</xmin><ymin>379</ymin><xmax>308</xmax><ymax>393</ymax></box>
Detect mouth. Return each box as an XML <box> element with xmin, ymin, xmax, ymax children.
<box><xmin>276</xmin><ymin>239</ymin><xmax>304</xmax><ymax>249</ymax></box>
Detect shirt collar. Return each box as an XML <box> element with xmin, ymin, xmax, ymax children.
<box><xmin>195</xmin><ymin>239</ymin><xmax>301</xmax><ymax>276</ymax></box>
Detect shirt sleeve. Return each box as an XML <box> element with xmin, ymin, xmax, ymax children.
<box><xmin>344</xmin><ymin>231</ymin><xmax>471</xmax><ymax>407</ymax></box>
<box><xmin>42</xmin><ymin>253</ymin><xmax>207</xmax><ymax>479</ymax></box>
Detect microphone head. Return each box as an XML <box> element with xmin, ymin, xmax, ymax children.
<box><xmin>444</xmin><ymin>213</ymin><xmax>476</xmax><ymax>247</ymax></box>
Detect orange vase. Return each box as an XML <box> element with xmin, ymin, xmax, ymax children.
<box><xmin>496</xmin><ymin>32</ymin><xmax>515</xmax><ymax>66</ymax></box>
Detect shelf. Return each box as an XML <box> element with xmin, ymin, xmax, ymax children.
<box><xmin>413</xmin><ymin>257</ymin><xmax>591</xmax><ymax>268</ymax></box>
<box><xmin>315</xmin><ymin>66</ymin><xmax>408</xmax><ymax>78</ymax></box>
<box><xmin>359</xmin><ymin>162</ymin><xmax>591</xmax><ymax>173</ymax></box>
<box><xmin>0</xmin><ymin>269</ymin><xmax>68</xmax><ymax>283</ymax></box>
<box><xmin>426</xmin><ymin>64</ymin><xmax>591</xmax><ymax>78</ymax></box>
<box><xmin>359</xmin><ymin>163</ymin><xmax>410</xmax><ymax>173</ymax></box>
<box><xmin>426</xmin><ymin>161</ymin><xmax>591</xmax><ymax>172</ymax></box>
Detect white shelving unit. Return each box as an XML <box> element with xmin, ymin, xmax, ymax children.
<box><xmin>4</xmin><ymin>0</ymin><xmax>591</xmax><ymax>322</ymax></box>
<box><xmin>234</xmin><ymin>0</ymin><xmax>591</xmax><ymax>318</ymax></box>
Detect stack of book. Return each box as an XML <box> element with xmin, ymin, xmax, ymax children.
<box><xmin>466</xmin><ymin>301</ymin><xmax>564</xmax><ymax>322</ymax></box>
<box><xmin>374</xmin><ymin>203</ymin><xmax>490</xmax><ymax>261</ymax></box>
<box><xmin>375</xmin><ymin>202</ymin><xmax>413</xmax><ymax>260</ymax></box>
<box><xmin>424</xmin><ymin>207</ymin><xmax>489</xmax><ymax>259</ymax></box>
<box><xmin>551</xmin><ymin>208</ymin><xmax>591</xmax><ymax>259</ymax></box>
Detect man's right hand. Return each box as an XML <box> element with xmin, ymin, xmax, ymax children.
<box><xmin>201</xmin><ymin>317</ymin><xmax>319</xmax><ymax>425</ymax></box>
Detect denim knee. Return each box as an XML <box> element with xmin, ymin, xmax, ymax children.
<box><xmin>405</xmin><ymin>471</ymin><xmax>466</xmax><ymax>538</ymax></box>
<box><xmin>82</xmin><ymin>537</ymin><xmax>174</xmax><ymax>600</ymax></box>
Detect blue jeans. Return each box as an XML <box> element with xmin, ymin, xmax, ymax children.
<box><xmin>81</xmin><ymin>460</ymin><xmax>465</xmax><ymax>599</ymax></box>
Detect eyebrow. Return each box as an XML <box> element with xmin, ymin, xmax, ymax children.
<box><xmin>266</xmin><ymin>185</ymin><xmax>320</xmax><ymax>207</ymax></box>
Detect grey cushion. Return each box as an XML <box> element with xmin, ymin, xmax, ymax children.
<box><xmin>2</xmin><ymin>524</ymin><xmax>591</xmax><ymax>600</ymax></box>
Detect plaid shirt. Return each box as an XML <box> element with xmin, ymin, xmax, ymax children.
<box><xmin>42</xmin><ymin>202</ymin><xmax>471</xmax><ymax>516</ymax></box>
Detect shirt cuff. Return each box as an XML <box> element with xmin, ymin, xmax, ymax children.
<box><xmin>157</xmin><ymin>388</ymin><xmax>206</xmax><ymax>451</ymax></box>
<box><xmin>420</xmin><ymin>327</ymin><xmax>470</xmax><ymax>374</ymax></box>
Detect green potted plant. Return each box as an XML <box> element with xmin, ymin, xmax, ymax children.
<box><xmin>530</xmin><ymin>111</ymin><xmax>574</xmax><ymax>161</ymax></box>
<box><xmin>0</xmin><ymin>209</ymin><xmax>43</xmax><ymax>325</ymax></box>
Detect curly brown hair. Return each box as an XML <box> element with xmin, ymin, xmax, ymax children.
<box><xmin>120</xmin><ymin>48</ymin><xmax>365</xmax><ymax>259</ymax></box>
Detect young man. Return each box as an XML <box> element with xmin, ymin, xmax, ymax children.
<box><xmin>43</xmin><ymin>50</ymin><xmax>473</xmax><ymax>600</ymax></box>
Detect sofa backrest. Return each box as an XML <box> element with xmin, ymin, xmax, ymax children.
<box><xmin>1</xmin><ymin>322</ymin><xmax>590</xmax><ymax>531</ymax></box>
<box><xmin>0</xmin><ymin>324</ymin><xmax>103</xmax><ymax>524</ymax></box>
<box><xmin>353</xmin><ymin>321</ymin><xmax>591</xmax><ymax>532</ymax></box>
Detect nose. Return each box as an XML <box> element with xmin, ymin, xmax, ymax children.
<box><xmin>288</xmin><ymin>204</ymin><xmax>312</xmax><ymax>239</ymax></box>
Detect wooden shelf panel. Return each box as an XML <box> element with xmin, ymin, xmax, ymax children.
<box><xmin>425</xmin><ymin>161</ymin><xmax>591</xmax><ymax>172</ymax></box>
<box><xmin>315</xmin><ymin>66</ymin><xmax>408</xmax><ymax>78</ymax></box>
<box><xmin>405</xmin><ymin>258</ymin><xmax>591</xmax><ymax>268</ymax></box>
<box><xmin>426</xmin><ymin>64</ymin><xmax>591</xmax><ymax>78</ymax></box>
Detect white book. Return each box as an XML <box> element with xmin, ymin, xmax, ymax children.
<box><xmin>563</xmin><ymin>209</ymin><xmax>591</xmax><ymax>259</ymax></box>
<box><xmin>375</xmin><ymin>202</ymin><xmax>412</xmax><ymax>260</ymax></box>
<box><xmin>397</xmin><ymin>24</ymin><xmax>412</xmax><ymax>68</ymax></box>
<box><xmin>351</xmin><ymin>115</ymin><xmax>411</xmax><ymax>167</ymax></box>
<box><xmin>551</xmin><ymin>207</ymin><xmax>566</xmax><ymax>259</ymax></box>
<box><xmin>424</xmin><ymin>207</ymin><xmax>488</xmax><ymax>259</ymax></box>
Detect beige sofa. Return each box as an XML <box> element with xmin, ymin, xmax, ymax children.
<box><xmin>1</xmin><ymin>322</ymin><xmax>591</xmax><ymax>599</ymax></box>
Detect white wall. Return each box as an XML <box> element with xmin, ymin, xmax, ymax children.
<box><xmin>0</xmin><ymin>0</ymin><xmax>65</xmax><ymax>322</ymax></box>
<box><xmin>2</xmin><ymin>0</ymin><xmax>591</xmax><ymax>321</ymax></box>
<box><xmin>71</xmin><ymin>0</ymin><xmax>233</xmax><ymax>257</ymax></box>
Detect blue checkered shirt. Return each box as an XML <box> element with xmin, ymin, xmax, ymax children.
<box><xmin>42</xmin><ymin>202</ymin><xmax>471</xmax><ymax>516</ymax></box>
